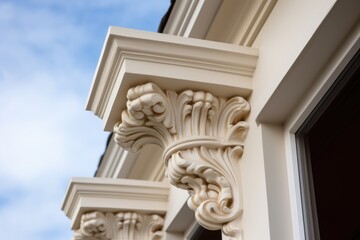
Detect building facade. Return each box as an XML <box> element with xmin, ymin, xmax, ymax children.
<box><xmin>62</xmin><ymin>0</ymin><xmax>360</xmax><ymax>239</ymax></box>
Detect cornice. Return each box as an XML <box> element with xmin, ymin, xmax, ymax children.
<box><xmin>86</xmin><ymin>27</ymin><xmax>258</xmax><ymax>131</ymax></box>
<box><xmin>163</xmin><ymin>0</ymin><xmax>222</xmax><ymax>38</ymax></box>
<box><xmin>62</xmin><ymin>177</ymin><xmax>169</xmax><ymax>230</ymax></box>
<box><xmin>162</xmin><ymin>0</ymin><xmax>277</xmax><ymax>46</ymax></box>
<box><xmin>206</xmin><ymin>0</ymin><xmax>277</xmax><ymax>45</ymax></box>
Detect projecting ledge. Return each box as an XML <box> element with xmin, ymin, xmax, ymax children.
<box><xmin>61</xmin><ymin>177</ymin><xmax>169</xmax><ymax>230</ymax></box>
<box><xmin>86</xmin><ymin>26</ymin><xmax>258</xmax><ymax>131</ymax></box>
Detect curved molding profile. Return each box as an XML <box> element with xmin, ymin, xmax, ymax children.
<box><xmin>114</xmin><ymin>82</ymin><xmax>250</xmax><ymax>237</ymax></box>
<box><xmin>165</xmin><ymin>0</ymin><xmax>277</xmax><ymax>46</ymax></box>
<box><xmin>86</xmin><ymin>26</ymin><xmax>257</xmax><ymax>131</ymax></box>
<box><xmin>62</xmin><ymin>178</ymin><xmax>169</xmax><ymax>230</ymax></box>
<box><xmin>73</xmin><ymin>211</ymin><xmax>164</xmax><ymax>240</ymax></box>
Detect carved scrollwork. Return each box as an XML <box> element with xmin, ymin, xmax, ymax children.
<box><xmin>115</xmin><ymin>83</ymin><xmax>250</xmax><ymax>152</ymax></box>
<box><xmin>167</xmin><ymin>146</ymin><xmax>244</xmax><ymax>237</ymax></box>
<box><xmin>73</xmin><ymin>211</ymin><xmax>164</xmax><ymax>240</ymax></box>
<box><xmin>114</xmin><ymin>82</ymin><xmax>250</xmax><ymax>237</ymax></box>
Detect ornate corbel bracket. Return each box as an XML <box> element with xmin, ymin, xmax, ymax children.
<box><xmin>86</xmin><ymin>27</ymin><xmax>257</xmax><ymax>238</ymax></box>
<box><xmin>114</xmin><ymin>82</ymin><xmax>250</xmax><ymax>237</ymax></box>
<box><xmin>61</xmin><ymin>177</ymin><xmax>169</xmax><ymax>238</ymax></box>
<box><xmin>73</xmin><ymin>211</ymin><xmax>164</xmax><ymax>240</ymax></box>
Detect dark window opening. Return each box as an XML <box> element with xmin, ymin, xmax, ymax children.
<box><xmin>296</xmin><ymin>49</ymin><xmax>360</xmax><ymax>240</ymax></box>
<box><xmin>190</xmin><ymin>225</ymin><xmax>222</xmax><ymax>240</ymax></box>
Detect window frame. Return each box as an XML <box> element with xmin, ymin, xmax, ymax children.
<box><xmin>283</xmin><ymin>28</ymin><xmax>360</xmax><ymax>240</ymax></box>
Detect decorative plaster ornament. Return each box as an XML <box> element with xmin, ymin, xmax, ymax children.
<box><xmin>114</xmin><ymin>82</ymin><xmax>250</xmax><ymax>238</ymax></box>
<box><xmin>73</xmin><ymin>211</ymin><xmax>164</xmax><ymax>240</ymax></box>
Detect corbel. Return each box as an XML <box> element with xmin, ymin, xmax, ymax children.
<box><xmin>87</xmin><ymin>27</ymin><xmax>258</xmax><ymax>238</ymax></box>
<box><xmin>73</xmin><ymin>211</ymin><xmax>164</xmax><ymax>240</ymax></box>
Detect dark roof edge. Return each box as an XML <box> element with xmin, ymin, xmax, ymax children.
<box><xmin>94</xmin><ymin>132</ymin><xmax>113</xmax><ymax>177</ymax></box>
<box><xmin>158</xmin><ymin>0</ymin><xmax>176</xmax><ymax>33</ymax></box>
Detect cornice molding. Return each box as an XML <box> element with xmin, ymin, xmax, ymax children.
<box><xmin>62</xmin><ymin>178</ymin><xmax>169</xmax><ymax>230</ymax></box>
<box><xmin>114</xmin><ymin>83</ymin><xmax>250</xmax><ymax>238</ymax></box>
<box><xmin>163</xmin><ymin>0</ymin><xmax>222</xmax><ymax>38</ymax></box>
<box><xmin>206</xmin><ymin>0</ymin><xmax>277</xmax><ymax>46</ymax></box>
<box><xmin>163</xmin><ymin>0</ymin><xmax>277</xmax><ymax>46</ymax></box>
<box><xmin>86</xmin><ymin>27</ymin><xmax>257</xmax><ymax>131</ymax></box>
<box><xmin>73</xmin><ymin>211</ymin><xmax>164</xmax><ymax>240</ymax></box>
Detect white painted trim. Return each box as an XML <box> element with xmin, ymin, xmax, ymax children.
<box><xmin>284</xmin><ymin>132</ymin><xmax>306</xmax><ymax>240</ymax></box>
<box><xmin>95</xmin><ymin>137</ymin><xmax>138</xmax><ymax>178</ymax></box>
<box><xmin>163</xmin><ymin>0</ymin><xmax>194</xmax><ymax>35</ymax></box>
<box><xmin>260</xmin><ymin>123</ymin><xmax>293</xmax><ymax>239</ymax></box>
<box><xmin>257</xmin><ymin>1</ymin><xmax>360</xmax><ymax>239</ymax></box>
<box><xmin>164</xmin><ymin>0</ymin><xmax>277</xmax><ymax>46</ymax></box>
<box><xmin>286</xmin><ymin>20</ymin><xmax>359</xmax><ymax>240</ymax></box>
<box><xmin>256</xmin><ymin>0</ymin><xmax>360</xmax><ymax>124</ymax></box>
<box><xmin>164</xmin><ymin>0</ymin><xmax>222</xmax><ymax>38</ymax></box>
<box><xmin>61</xmin><ymin>177</ymin><xmax>169</xmax><ymax>230</ymax></box>
<box><xmin>163</xmin><ymin>186</ymin><xmax>193</xmax><ymax>234</ymax></box>
<box><xmin>254</xmin><ymin>1</ymin><xmax>360</xmax><ymax>239</ymax></box>
<box><xmin>95</xmin><ymin>138</ymin><xmax>165</xmax><ymax>181</ymax></box>
<box><xmin>206</xmin><ymin>0</ymin><xmax>277</xmax><ymax>45</ymax></box>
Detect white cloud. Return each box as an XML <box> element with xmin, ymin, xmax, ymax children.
<box><xmin>0</xmin><ymin>77</ymin><xmax>103</xmax><ymax>185</ymax></box>
<box><xmin>0</xmin><ymin>186</ymin><xmax>73</xmax><ymax>239</ymax></box>
<box><xmin>0</xmin><ymin>50</ymin><xmax>108</xmax><ymax>240</ymax></box>
<box><xmin>0</xmin><ymin>0</ymin><xmax>169</xmax><ymax>239</ymax></box>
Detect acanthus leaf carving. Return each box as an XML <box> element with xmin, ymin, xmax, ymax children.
<box><xmin>73</xmin><ymin>211</ymin><xmax>164</xmax><ymax>240</ymax></box>
<box><xmin>114</xmin><ymin>82</ymin><xmax>250</xmax><ymax>238</ymax></box>
<box><xmin>167</xmin><ymin>146</ymin><xmax>244</xmax><ymax>237</ymax></box>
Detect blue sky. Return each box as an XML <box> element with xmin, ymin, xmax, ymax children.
<box><xmin>0</xmin><ymin>0</ymin><xmax>170</xmax><ymax>239</ymax></box>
